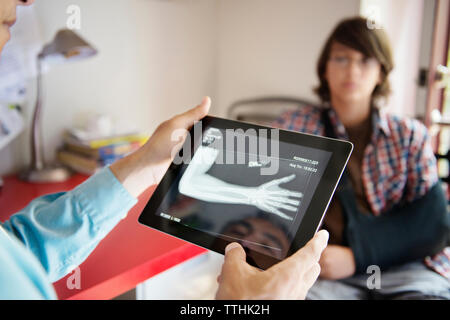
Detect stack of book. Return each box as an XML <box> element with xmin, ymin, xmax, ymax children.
<box><xmin>57</xmin><ymin>132</ymin><xmax>148</xmax><ymax>175</ymax></box>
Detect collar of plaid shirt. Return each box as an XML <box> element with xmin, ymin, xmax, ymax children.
<box><xmin>325</xmin><ymin>106</ymin><xmax>390</xmax><ymax>142</ymax></box>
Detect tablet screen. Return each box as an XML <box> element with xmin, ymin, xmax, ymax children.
<box><xmin>152</xmin><ymin>125</ymin><xmax>332</xmax><ymax>261</ymax></box>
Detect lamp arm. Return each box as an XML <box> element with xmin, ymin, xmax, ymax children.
<box><xmin>30</xmin><ymin>57</ymin><xmax>44</xmax><ymax>170</ymax></box>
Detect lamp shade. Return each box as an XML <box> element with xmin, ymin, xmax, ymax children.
<box><xmin>39</xmin><ymin>29</ymin><xmax>97</xmax><ymax>63</ymax></box>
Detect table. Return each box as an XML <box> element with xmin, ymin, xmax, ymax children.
<box><xmin>0</xmin><ymin>173</ymin><xmax>206</xmax><ymax>300</ymax></box>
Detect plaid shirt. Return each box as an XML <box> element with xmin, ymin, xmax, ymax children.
<box><xmin>273</xmin><ymin>105</ymin><xmax>450</xmax><ymax>279</ymax></box>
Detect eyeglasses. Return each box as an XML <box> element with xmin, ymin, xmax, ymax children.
<box><xmin>328</xmin><ymin>55</ymin><xmax>379</xmax><ymax>70</ymax></box>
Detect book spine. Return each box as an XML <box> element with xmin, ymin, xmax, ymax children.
<box><xmin>98</xmin><ymin>141</ymin><xmax>142</xmax><ymax>160</ymax></box>
<box><xmin>88</xmin><ymin>135</ymin><xmax>148</xmax><ymax>149</ymax></box>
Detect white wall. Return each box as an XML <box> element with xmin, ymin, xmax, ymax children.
<box><xmin>361</xmin><ymin>0</ymin><xmax>425</xmax><ymax>117</ymax></box>
<box><xmin>3</xmin><ymin>0</ymin><xmax>426</xmax><ymax>176</ymax></box>
<box><xmin>213</xmin><ymin>0</ymin><xmax>360</xmax><ymax>116</ymax></box>
<box><xmin>1</xmin><ymin>0</ymin><xmax>219</xmax><ymax>175</ymax></box>
<box><xmin>0</xmin><ymin>0</ymin><xmax>361</xmax><ymax>176</ymax></box>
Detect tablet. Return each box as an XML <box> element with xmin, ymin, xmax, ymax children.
<box><xmin>138</xmin><ymin>116</ymin><xmax>353</xmax><ymax>270</ymax></box>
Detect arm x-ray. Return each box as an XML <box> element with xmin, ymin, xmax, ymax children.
<box><xmin>178</xmin><ymin>145</ymin><xmax>303</xmax><ymax>221</ymax></box>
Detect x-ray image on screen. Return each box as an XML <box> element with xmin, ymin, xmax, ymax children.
<box><xmin>179</xmin><ymin>144</ymin><xmax>303</xmax><ymax>221</ymax></box>
<box><xmin>154</xmin><ymin>126</ymin><xmax>332</xmax><ymax>257</ymax></box>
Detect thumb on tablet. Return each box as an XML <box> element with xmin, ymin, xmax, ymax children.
<box><xmin>224</xmin><ymin>242</ymin><xmax>246</xmax><ymax>262</ymax></box>
<box><xmin>176</xmin><ymin>96</ymin><xmax>211</xmax><ymax>128</ymax></box>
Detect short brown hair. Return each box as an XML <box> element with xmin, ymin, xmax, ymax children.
<box><xmin>314</xmin><ymin>17</ymin><xmax>394</xmax><ymax>106</ymax></box>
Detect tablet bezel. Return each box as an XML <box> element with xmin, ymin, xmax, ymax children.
<box><xmin>138</xmin><ymin>115</ymin><xmax>353</xmax><ymax>270</ymax></box>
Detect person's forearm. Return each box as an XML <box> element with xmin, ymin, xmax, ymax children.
<box><xmin>179</xmin><ymin>173</ymin><xmax>252</xmax><ymax>204</ymax></box>
<box><xmin>2</xmin><ymin>168</ymin><xmax>137</xmax><ymax>282</ymax></box>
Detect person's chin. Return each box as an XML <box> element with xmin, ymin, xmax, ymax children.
<box><xmin>336</xmin><ymin>92</ymin><xmax>363</xmax><ymax>104</ymax></box>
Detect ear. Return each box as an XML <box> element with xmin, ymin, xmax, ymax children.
<box><xmin>377</xmin><ymin>71</ymin><xmax>383</xmax><ymax>86</ymax></box>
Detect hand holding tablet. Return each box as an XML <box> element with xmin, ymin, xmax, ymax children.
<box><xmin>216</xmin><ymin>229</ymin><xmax>329</xmax><ymax>300</ymax></box>
<box><xmin>138</xmin><ymin>113</ymin><xmax>353</xmax><ymax>270</ymax></box>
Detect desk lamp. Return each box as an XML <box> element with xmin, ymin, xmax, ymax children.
<box><xmin>20</xmin><ymin>29</ymin><xmax>97</xmax><ymax>183</ymax></box>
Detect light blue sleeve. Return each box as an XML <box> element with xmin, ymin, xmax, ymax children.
<box><xmin>1</xmin><ymin>167</ymin><xmax>138</xmax><ymax>283</ymax></box>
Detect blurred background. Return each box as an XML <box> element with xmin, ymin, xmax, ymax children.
<box><xmin>1</xmin><ymin>0</ymin><xmax>448</xmax><ymax>177</ymax></box>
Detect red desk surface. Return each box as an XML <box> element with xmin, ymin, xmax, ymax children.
<box><xmin>0</xmin><ymin>173</ymin><xmax>206</xmax><ymax>300</ymax></box>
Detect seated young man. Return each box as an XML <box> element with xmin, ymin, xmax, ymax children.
<box><xmin>273</xmin><ymin>17</ymin><xmax>450</xmax><ymax>300</ymax></box>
